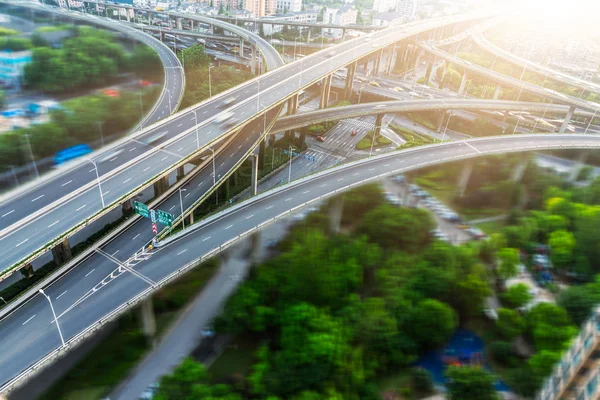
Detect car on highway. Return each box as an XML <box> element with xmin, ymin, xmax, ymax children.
<box><xmin>316</xmin><ymin>135</ymin><xmax>326</xmax><ymax>142</ymax></box>
<box><xmin>351</xmin><ymin>130</ymin><xmax>357</xmax><ymax>136</ymax></box>
<box><xmin>145</xmin><ymin>131</ymin><xmax>169</xmax><ymax>145</ymax></box>
<box><xmin>53</xmin><ymin>144</ymin><xmax>93</xmax><ymax>165</ymax></box>
<box><xmin>369</xmin><ymin>81</ymin><xmax>381</xmax><ymax>87</ymax></box>
<box><xmin>327</xmin><ymin>50</ymin><xmax>336</xmax><ymax>57</ymax></box>
<box><xmin>221</xmin><ymin>96</ymin><xmax>237</xmax><ymax>107</ymax></box>
<box><xmin>98</xmin><ymin>149</ymin><xmax>124</xmax><ymax>163</ymax></box>
<box><xmin>393</xmin><ymin>87</ymin><xmax>404</xmax><ymax>92</ymax></box>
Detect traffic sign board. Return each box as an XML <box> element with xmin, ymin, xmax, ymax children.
<box><xmin>150</xmin><ymin>209</ymin><xmax>157</xmax><ymax>223</ymax></box>
<box><xmin>157</xmin><ymin>209</ymin><xmax>175</xmax><ymax>227</ymax></box>
<box><xmin>133</xmin><ymin>201</ymin><xmax>149</xmax><ymax>218</ymax></box>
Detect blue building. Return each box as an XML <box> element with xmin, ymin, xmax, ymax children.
<box><xmin>0</xmin><ymin>50</ymin><xmax>32</xmax><ymax>92</ymax></box>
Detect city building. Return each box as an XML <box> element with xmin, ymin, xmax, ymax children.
<box><xmin>214</xmin><ymin>0</ymin><xmax>242</xmax><ymax>12</ymax></box>
<box><xmin>536</xmin><ymin>307</ymin><xmax>600</xmax><ymax>400</ymax></box>
<box><xmin>0</xmin><ymin>50</ymin><xmax>32</xmax><ymax>92</ymax></box>
<box><xmin>373</xmin><ymin>0</ymin><xmax>395</xmax><ymax>13</ymax></box>
<box><xmin>276</xmin><ymin>0</ymin><xmax>301</xmax><ymax>13</ymax></box>
<box><xmin>323</xmin><ymin>6</ymin><xmax>357</xmax><ymax>38</ymax></box>
<box><xmin>261</xmin><ymin>10</ymin><xmax>318</xmax><ymax>35</ymax></box>
<box><xmin>245</xmin><ymin>0</ymin><xmax>276</xmax><ymax>17</ymax></box>
<box><xmin>372</xmin><ymin>11</ymin><xmax>405</xmax><ymax>27</ymax></box>
<box><xmin>396</xmin><ymin>0</ymin><xmax>417</xmax><ymax>19</ymax></box>
<box><xmin>57</xmin><ymin>0</ymin><xmax>85</xmax><ymax>8</ymax></box>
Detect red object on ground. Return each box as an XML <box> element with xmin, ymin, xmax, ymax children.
<box><xmin>102</xmin><ymin>89</ymin><xmax>120</xmax><ymax>98</ymax></box>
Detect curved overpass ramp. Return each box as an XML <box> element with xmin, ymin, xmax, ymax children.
<box><xmin>472</xmin><ymin>31</ymin><xmax>600</xmax><ymax>96</ymax></box>
<box><xmin>419</xmin><ymin>41</ymin><xmax>600</xmax><ymax>113</ymax></box>
<box><xmin>0</xmin><ymin>133</ymin><xmax>598</xmax><ymax>394</ymax></box>
<box><xmin>0</xmin><ymin>10</ymin><xmax>487</xmax><ymax>276</ymax></box>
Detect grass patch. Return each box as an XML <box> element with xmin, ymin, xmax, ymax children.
<box><xmin>41</xmin><ymin>259</ymin><xmax>220</xmax><ymax>400</ymax></box>
<box><xmin>209</xmin><ymin>335</ymin><xmax>260</xmax><ymax>382</ymax></box>
<box><xmin>475</xmin><ymin>219</ymin><xmax>506</xmax><ymax>235</ymax></box>
<box><xmin>0</xmin><ymin>27</ymin><xmax>18</xmax><ymax>36</ymax></box>
<box><xmin>355</xmin><ymin>130</ymin><xmax>392</xmax><ymax>150</ymax></box>
<box><xmin>36</xmin><ymin>25</ymin><xmax>72</xmax><ymax>33</ymax></box>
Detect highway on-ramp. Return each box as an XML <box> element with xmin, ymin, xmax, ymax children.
<box><xmin>0</xmin><ymin>133</ymin><xmax>598</xmax><ymax>394</ymax></box>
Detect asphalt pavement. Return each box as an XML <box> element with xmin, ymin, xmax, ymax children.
<box><xmin>0</xmin><ymin>134</ymin><xmax>598</xmax><ymax>393</ymax></box>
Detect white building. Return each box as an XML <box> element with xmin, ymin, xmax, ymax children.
<box><xmin>373</xmin><ymin>0</ymin><xmax>395</xmax><ymax>13</ymax></box>
<box><xmin>261</xmin><ymin>10</ymin><xmax>317</xmax><ymax>35</ymax></box>
<box><xmin>396</xmin><ymin>0</ymin><xmax>417</xmax><ymax>19</ymax></box>
<box><xmin>276</xmin><ymin>0</ymin><xmax>301</xmax><ymax>13</ymax></box>
<box><xmin>323</xmin><ymin>6</ymin><xmax>357</xmax><ymax>38</ymax></box>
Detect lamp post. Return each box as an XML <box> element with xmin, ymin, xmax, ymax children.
<box><xmin>210</xmin><ymin>147</ymin><xmax>216</xmax><ymax>185</ymax></box>
<box><xmin>179</xmin><ymin>188</ymin><xmax>186</xmax><ymax>231</ymax></box>
<box><xmin>585</xmin><ymin>108</ymin><xmax>598</xmax><ymax>134</ymax></box>
<box><xmin>39</xmin><ymin>289</ymin><xmax>65</xmax><ymax>347</ymax></box>
<box><xmin>164</xmin><ymin>88</ymin><xmax>172</xmax><ymax>113</ymax></box>
<box><xmin>24</xmin><ymin>134</ymin><xmax>39</xmax><ymax>179</ymax></box>
<box><xmin>88</xmin><ymin>158</ymin><xmax>105</xmax><ymax>208</ymax></box>
<box><xmin>442</xmin><ymin>111</ymin><xmax>453</xmax><ymax>142</ymax></box>
<box><xmin>208</xmin><ymin>64</ymin><xmax>214</xmax><ymax>98</ymax></box>
<box><xmin>288</xmin><ymin>145</ymin><xmax>294</xmax><ymax>184</ymax></box>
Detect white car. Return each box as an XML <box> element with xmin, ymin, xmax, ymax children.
<box><xmin>221</xmin><ymin>96</ymin><xmax>237</xmax><ymax>107</ymax></box>
<box><xmin>215</xmin><ymin>111</ymin><xmax>233</xmax><ymax>123</ymax></box>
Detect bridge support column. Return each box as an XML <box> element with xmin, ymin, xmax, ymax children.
<box><xmin>240</xmin><ymin>38</ymin><xmax>245</xmax><ymax>53</ymax></box>
<box><xmin>20</xmin><ymin>264</ymin><xmax>34</xmax><ymax>279</ymax></box>
<box><xmin>512</xmin><ymin>158</ymin><xmax>529</xmax><ymax>182</ymax></box>
<box><xmin>51</xmin><ymin>238</ymin><xmax>72</xmax><ymax>266</ymax></box>
<box><xmin>287</xmin><ymin>95</ymin><xmax>298</xmax><ymax>116</ymax></box>
<box><xmin>493</xmin><ymin>85</ymin><xmax>501</xmax><ymax>100</ymax></box>
<box><xmin>457</xmin><ymin>159</ymin><xmax>474</xmax><ymax>197</ymax></box>
<box><xmin>319</xmin><ymin>74</ymin><xmax>332</xmax><ymax>109</ymax></box>
<box><xmin>344</xmin><ymin>61</ymin><xmax>356</xmax><ymax>100</ymax></box>
<box><xmin>374</xmin><ymin>49</ymin><xmax>382</xmax><ymax>76</ymax></box>
<box><xmin>258</xmin><ymin>139</ymin><xmax>266</xmax><ymax>171</ymax></box>
<box><xmin>122</xmin><ymin>199</ymin><xmax>133</xmax><ymax>216</ymax></box>
<box><xmin>413</xmin><ymin>48</ymin><xmax>423</xmax><ymax>73</ymax></box>
<box><xmin>569</xmin><ymin>151</ymin><xmax>590</xmax><ymax>182</ymax></box>
<box><xmin>328</xmin><ymin>196</ymin><xmax>344</xmax><ymax>235</ymax></box>
<box><xmin>176</xmin><ymin>165</ymin><xmax>185</xmax><ymax>181</ymax></box>
<box><xmin>374</xmin><ymin>113</ymin><xmax>384</xmax><ymax>137</ymax></box>
<box><xmin>190</xmin><ymin>20</ymin><xmax>194</xmax><ymax>31</ymax></box>
<box><xmin>126</xmin><ymin>10</ymin><xmax>131</xmax><ymax>23</ymax></box>
<box><xmin>153</xmin><ymin>176</ymin><xmax>169</xmax><ymax>197</ymax></box>
<box><xmin>250</xmin><ymin>154</ymin><xmax>258</xmax><ymax>196</ymax></box>
<box><xmin>139</xmin><ymin>298</ymin><xmax>156</xmax><ymax>345</ymax></box>
<box><xmin>559</xmin><ymin>106</ymin><xmax>575</xmax><ymax>133</ymax></box>
<box><xmin>458</xmin><ymin>72</ymin><xmax>468</xmax><ymax>96</ymax></box>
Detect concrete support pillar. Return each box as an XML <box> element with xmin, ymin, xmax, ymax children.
<box><xmin>328</xmin><ymin>196</ymin><xmax>344</xmax><ymax>234</ymax></box>
<box><xmin>126</xmin><ymin>9</ymin><xmax>131</xmax><ymax>22</ymax></box>
<box><xmin>251</xmin><ymin>46</ymin><xmax>256</xmax><ymax>75</ymax></box>
<box><xmin>458</xmin><ymin>72</ymin><xmax>468</xmax><ymax>96</ymax></box>
<box><xmin>436</xmin><ymin>111</ymin><xmax>446</xmax><ymax>133</ymax></box>
<box><xmin>413</xmin><ymin>48</ymin><xmax>423</xmax><ymax>72</ymax></box>
<box><xmin>122</xmin><ymin>199</ymin><xmax>133</xmax><ymax>216</ymax></box>
<box><xmin>344</xmin><ymin>61</ymin><xmax>357</xmax><ymax>100</ymax></box>
<box><xmin>258</xmin><ymin>139</ymin><xmax>266</xmax><ymax>170</ymax></box>
<box><xmin>511</xmin><ymin>159</ymin><xmax>529</xmax><ymax>182</ymax></box>
<box><xmin>239</xmin><ymin>38</ymin><xmax>245</xmax><ymax>53</ymax></box>
<box><xmin>139</xmin><ymin>298</ymin><xmax>156</xmax><ymax>345</ymax></box>
<box><xmin>374</xmin><ymin>113</ymin><xmax>384</xmax><ymax>137</ymax></box>
<box><xmin>20</xmin><ymin>263</ymin><xmax>34</xmax><ymax>279</ymax></box>
<box><xmin>374</xmin><ymin>49</ymin><xmax>382</xmax><ymax>76</ymax></box>
<box><xmin>51</xmin><ymin>238</ymin><xmax>72</xmax><ymax>266</ymax></box>
<box><xmin>176</xmin><ymin>165</ymin><xmax>185</xmax><ymax>181</ymax></box>
<box><xmin>319</xmin><ymin>74</ymin><xmax>332</xmax><ymax>109</ymax></box>
<box><xmin>249</xmin><ymin>230</ymin><xmax>261</xmax><ymax>264</ymax></box>
<box><xmin>153</xmin><ymin>176</ymin><xmax>169</xmax><ymax>197</ymax></box>
<box><xmin>190</xmin><ymin>20</ymin><xmax>194</xmax><ymax>31</ymax></box>
<box><xmin>457</xmin><ymin>159</ymin><xmax>474</xmax><ymax>197</ymax></box>
<box><xmin>250</xmin><ymin>154</ymin><xmax>258</xmax><ymax>196</ymax></box>
<box><xmin>493</xmin><ymin>85</ymin><xmax>501</xmax><ymax>100</ymax></box>
<box><xmin>569</xmin><ymin>151</ymin><xmax>589</xmax><ymax>182</ymax></box>
<box><xmin>287</xmin><ymin>97</ymin><xmax>297</xmax><ymax>116</ymax></box>
<box><xmin>159</xmin><ymin>30</ymin><xmax>164</xmax><ymax>42</ymax></box>
<box><xmin>559</xmin><ymin>106</ymin><xmax>576</xmax><ymax>133</ymax></box>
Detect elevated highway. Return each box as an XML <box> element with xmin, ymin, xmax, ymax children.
<box><xmin>212</xmin><ymin>14</ymin><xmax>383</xmax><ymax>31</ymax></box>
<box><xmin>472</xmin><ymin>31</ymin><xmax>600</xmax><ymax>96</ymax></box>
<box><xmin>419</xmin><ymin>41</ymin><xmax>600</xmax><ymax>118</ymax></box>
<box><xmin>0</xmin><ymin>6</ymin><xmax>487</xmax><ymax>277</ymax></box>
<box><xmin>0</xmin><ymin>133</ymin><xmax>598</xmax><ymax>394</ymax></box>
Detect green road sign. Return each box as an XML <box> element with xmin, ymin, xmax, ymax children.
<box><xmin>133</xmin><ymin>201</ymin><xmax>150</xmax><ymax>218</ymax></box>
<box><xmin>157</xmin><ymin>209</ymin><xmax>175</xmax><ymax>227</ymax></box>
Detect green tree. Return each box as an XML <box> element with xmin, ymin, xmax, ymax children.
<box><xmin>496</xmin><ymin>308</ymin><xmax>524</xmax><ymax>340</ymax></box>
<box><xmin>501</xmin><ymin>283</ymin><xmax>532</xmax><ymax>309</ymax></box>
<box><xmin>548</xmin><ymin>230</ymin><xmax>575</xmax><ymax>270</ymax></box>
<box><xmin>410</xmin><ymin>299</ymin><xmax>457</xmax><ymax>350</ymax></box>
<box><xmin>558</xmin><ymin>281</ymin><xmax>600</xmax><ymax>325</ymax></box>
<box><xmin>497</xmin><ymin>248</ymin><xmax>519</xmax><ymax>280</ymax></box>
<box><xmin>446</xmin><ymin>366</ymin><xmax>499</xmax><ymax>400</ymax></box>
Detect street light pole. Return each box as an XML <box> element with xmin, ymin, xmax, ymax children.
<box><xmin>39</xmin><ymin>289</ymin><xmax>65</xmax><ymax>347</ymax></box>
<box><xmin>179</xmin><ymin>188</ymin><xmax>186</xmax><ymax>231</ymax></box>
<box><xmin>193</xmin><ymin>110</ymin><xmax>200</xmax><ymax>150</ymax></box>
<box><xmin>210</xmin><ymin>147</ymin><xmax>216</xmax><ymax>185</ymax></box>
<box><xmin>585</xmin><ymin>108</ymin><xmax>598</xmax><ymax>134</ymax></box>
<box><xmin>88</xmin><ymin>159</ymin><xmax>105</xmax><ymax>208</ymax></box>
<box><xmin>288</xmin><ymin>145</ymin><xmax>294</xmax><ymax>184</ymax></box>
<box><xmin>369</xmin><ymin>123</ymin><xmax>377</xmax><ymax>158</ymax></box>
<box><xmin>442</xmin><ymin>111</ymin><xmax>453</xmax><ymax>142</ymax></box>
<box><xmin>24</xmin><ymin>134</ymin><xmax>39</xmax><ymax>179</ymax></box>
<box><xmin>208</xmin><ymin>64</ymin><xmax>214</xmax><ymax>98</ymax></box>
